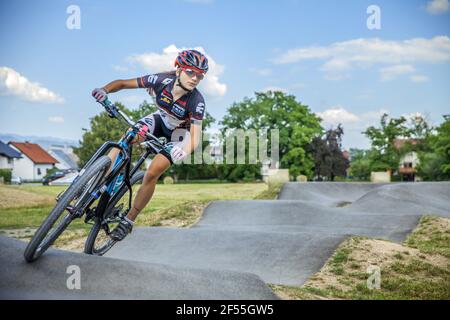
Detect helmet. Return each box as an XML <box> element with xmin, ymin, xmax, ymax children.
<box><xmin>174</xmin><ymin>50</ymin><xmax>209</xmax><ymax>74</ymax></box>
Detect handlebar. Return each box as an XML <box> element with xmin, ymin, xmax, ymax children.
<box><xmin>98</xmin><ymin>98</ymin><xmax>166</xmax><ymax>150</ymax></box>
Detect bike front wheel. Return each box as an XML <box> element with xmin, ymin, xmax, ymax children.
<box><xmin>24</xmin><ymin>156</ymin><xmax>112</xmax><ymax>262</ymax></box>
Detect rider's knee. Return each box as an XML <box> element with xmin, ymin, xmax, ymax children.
<box><xmin>143</xmin><ymin>170</ymin><xmax>160</xmax><ymax>184</ymax></box>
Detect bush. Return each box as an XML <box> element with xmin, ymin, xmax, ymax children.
<box><xmin>0</xmin><ymin>169</ymin><xmax>12</xmax><ymax>183</ymax></box>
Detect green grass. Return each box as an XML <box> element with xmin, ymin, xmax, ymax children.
<box><xmin>253</xmin><ymin>183</ymin><xmax>283</xmax><ymax>200</ymax></box>
<box><xmin>271</xmin><ymin>217</ymin><xmax>450</xmax><ymax>300</ymax></box>
<box><xmin>0</xmin><ymin>182</ymin><xmax>269</xmax><ymax>230</ymax></box>
<box><xmin>405</xmin><ymin>215</ymin><xmax>450</xmax><ymax>258</ymax></box>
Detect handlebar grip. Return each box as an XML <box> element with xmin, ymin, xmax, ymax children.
<box><xmin>100</xmin><ymin>98</ymin><xmax>119</xmax><ymax>118</ymax></box>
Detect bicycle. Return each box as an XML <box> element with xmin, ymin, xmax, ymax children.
<box><xmin>24</xmin><ymin>99</ymin><xmax>169</xmax><ymax>262</ymax></box>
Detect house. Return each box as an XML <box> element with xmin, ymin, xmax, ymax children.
<box><xmin>8</xmin><ymin>141</ymin><xmax>59</xmax><ymax>182</ymax></box>
<box><xmin>0</xmin><ymin>140</ymin><xmax>22</xmax><ymax>170</ymax></box>
<box><xmin>47</xmin><ymin>144</ymin><xmax>79</xmax><ymax>171</ymax></box>
<box><xmin>393</xmin><ymin>138</ymin><xmax>421</xmax><ymax>182</ymax></box>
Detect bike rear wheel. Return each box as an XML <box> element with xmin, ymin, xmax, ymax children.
<box><xmin>84</xmin><ymin>170</ymin><xmax>145</xmax><ymax>256</ymax></box>
<box><xmin>24</xmin><ymin>156</ymin><xmax>112</xmax><ymax>262</ymax></box>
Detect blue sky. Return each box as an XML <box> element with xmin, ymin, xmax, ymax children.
<box><xmin>0</xmin><ymin>0</ymin><xmax>449</xmax><ymax>149</ymax></box>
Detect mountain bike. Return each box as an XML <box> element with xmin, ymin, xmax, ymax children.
<box><xmin>24</xmin><ymin>99</ymin><xmax>168</xmax><ymax>262</ymax></box>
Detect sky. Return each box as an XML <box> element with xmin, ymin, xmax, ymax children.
<box><xmin>0</xmin><ymin>0</ymin><xmax>449</xmax><ymax>149</ymax></box>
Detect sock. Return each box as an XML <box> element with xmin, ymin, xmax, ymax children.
<box><xmin>124</xmin><ymin>216</ymin><xmax>135</xmax><ymax>225</ymax></box>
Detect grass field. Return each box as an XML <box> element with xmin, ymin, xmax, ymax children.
<box><xmin>0</xmin><ymin>182</ymin><xmax>270</xmax><ymax>249</ymax></box>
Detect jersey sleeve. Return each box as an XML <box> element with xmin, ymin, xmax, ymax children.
<box><xmin>189</xmin><ymin>93</ymin><xmax>206</xmax><ymax>124</ymax></box>
<box><xmin>136</xmin><ymin>74</ymin><xmax>161</xmax><ymax>90</ymax></box>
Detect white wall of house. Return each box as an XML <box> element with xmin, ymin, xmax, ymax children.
<box><xmin>0</xmin><ymin>156</ymin><xmax>14</xmax><ymax>170</ymax></box>
<box><xmin>10</xmin><ymin>153</ymin><xmax>35</xmax><ymax>180</ymax></box>
<box><xmin>34</xmin><ymin>164</ymin><xmax>54</xmax><ymax>180</ymax></box>
<box><xmin>399</xmin><ymin>152</ymin><xmax>420</xmax><ymax>167</ymax></box>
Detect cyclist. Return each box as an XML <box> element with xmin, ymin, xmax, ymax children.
<box><xmin>91</xmin><ymin>49</ymin><xmax>208</xmax><ymax>241</ymax></box>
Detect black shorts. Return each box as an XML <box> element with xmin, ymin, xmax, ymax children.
<box><xmin>139</xmin><ymin>112</ymin><xmax>190</xmax><ymax>164</ymax></box>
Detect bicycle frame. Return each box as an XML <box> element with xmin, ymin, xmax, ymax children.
<box><xmin>77</xmin><ymin>99</ymin><xmax>166</xmax><ymax>225</ymax></box>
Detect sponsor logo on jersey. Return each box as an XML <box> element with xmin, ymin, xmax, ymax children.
<box><xmin>196</xmin><ymin>102</ymin><xmax>205</xmax><ymax>114</ymax></box>
<box><xmin>147</xmin><ymin>74</ymin><xmax>158</xmax><ymax>84</ymax></box>
<box><xmin>162</xmin><ymin>78</ymin><xmax>173</xmax><ymax>85</ymax></box>
<box><xmin>172</xmin><ymin>104</ymin><xmax>186</xmax><ymax>117</ymax></box>
<box><xmin>160</xmin><ymin>96</ymin><xmax>171</xmax><ymax>104</ymax></box>
<box><xmin>144</xmin><ymin>117</ymin><xmax>153</xmax><ymax>126</ymax></box>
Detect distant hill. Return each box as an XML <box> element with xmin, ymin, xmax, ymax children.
<box><xmin>0</xmin><ymin>133</ymin><xmax>79</xmax><ymax>150</ymax></box>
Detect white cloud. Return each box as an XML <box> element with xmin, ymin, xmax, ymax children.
<box><xmin>402</xmin><ymin>112</ymin><xmax>426</xmax><ymax>120</ymax></box>
<box><xmin>0</xmin><ymin>66</ymin><xmax>64</xmax><ymax>103</ymax></box>
<box><xmin>261</xmin><ymin>86</ymin><xmax>288</xmax><ymax>93</ymax></box>
<box><xmin>316</xmin><ymin>106</ymin><xmax>391</xmax><ymax>149</ymax></box>
<box><xmin>316</xmin><ymin>106</ymin><xmax>389</xmax><ymax>129</ymax></box>
<box><xmin>321</xmin><ymin>58</ymin><xmax>351</xmax><ymax>72</ymax></box>
<box><xmin>316</xmin><ymin>107</ymin><xmax>359</xmax><ymax>124</ymax></box>
<box><xmin>249</xmin><ymin>68</ymin><xmax>272</xmax><ymax>76</ymax></box>
<box><xmin>379</xmin><ymin>64</ymin><xmax>415</xmax><ymax>81</ymax></box>
<box><xmin>274</xmin><ymin>36</ymin><xmax>450</xmax><ymax>80</ymax></box>
<box><xmin>48</xmin><ymin>116</ymin><xmax>64</xmax><ymax>123</ymax></box>
<box><xmin>426</xmin><ymin>0</ymin><xmax>449</xmax><ymax>14</ymax></box>
<box><xmin>128</xmin><ymin>44</ymin><xmax>226</xmax><ymax>97</ymax></box>
<box><xmin>410</xmin><ymin>75</ymin><xmax>429</xmax><ymax>82</ymax></box>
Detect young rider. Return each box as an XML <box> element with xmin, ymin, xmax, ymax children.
<box><xmin>91</xmin><ymin>49</ymin><xmax>208</xmax><ymax>241</ymax></box>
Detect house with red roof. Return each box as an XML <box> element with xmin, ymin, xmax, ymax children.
<box><xmin>0</xmin><ymin>140</ymin><xmax>22</xmax><ymax>171</ymax></box>
<box><xmin>8</xmin><ymin>141</ymin><xmax>59</xmax><ymax>181</ymax></box>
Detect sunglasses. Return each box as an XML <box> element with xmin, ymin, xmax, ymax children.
<box><xmin>183</xmin><ymin>68</ymin><xmax>205</xmax><ymax>80</ymax></box>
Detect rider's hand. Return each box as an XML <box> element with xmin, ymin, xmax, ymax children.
<box><xmin>169</xmin><ymin>144</ymin><xmax>187</xmax><ymax>163</ymax></box>
<box><xmin>92</xmin><ymin>88</ymin><xmax>108</xmax><ymax>102</ymax></box>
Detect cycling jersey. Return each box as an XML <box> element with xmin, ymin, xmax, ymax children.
<box><xmin>136</xmin><ymin>72</ymin><xmax>206</xmax><ymax>130</ymax></box>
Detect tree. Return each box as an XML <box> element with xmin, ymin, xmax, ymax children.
<box><xmin>348</xmin><ymin>148</ymin><xmax>374</xmax><ymax>181</ymax></box>
<box><xmin>363</xmin><ymin>113</ymin><xmax>411</xmax><ymax>171</ymax></box>
<box><xmin>220</xmin><ymin>91</ymin><xmax>323</xmax><ymax>179</ymax></box>
<box><xmin>308</xmin><ymin>124</ymin><xmax>349</xmax><ymax>181</ymax></box>
<box><xmin>74</xmin><ymin>100</ymin><xmax>157</xmax><ymax>167</ymax></box>
<box><xmin>432</xmin><ymin>114</ymin><xmax>450</xmax><ymax>175</ymax></box>
<box><xmin>416</xmin><ymin>115</ymin><xmax>450</xmax><ymax>180</ymax></box>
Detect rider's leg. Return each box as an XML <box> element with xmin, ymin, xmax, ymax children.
<box><xmin>106</xmin><ymin>148</ymin><xmax>121</xmax><ymax>173</ymax></box>
<box><xmin>126</xmin><ymin>154</ymin><xmax>171</xmax><ymax>221</ymax></box>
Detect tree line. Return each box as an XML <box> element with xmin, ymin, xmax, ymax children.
<box><xmin>74</xmin><ymin>92</ymin><xmax>449</xmax><ymax>182</ymax></box>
